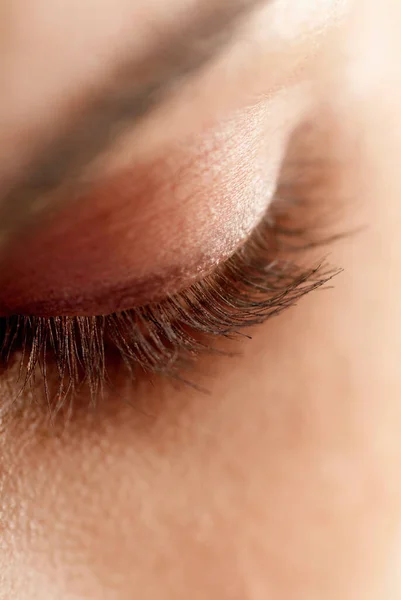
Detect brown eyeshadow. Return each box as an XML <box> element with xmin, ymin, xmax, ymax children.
<box><xmin>0</xmin><ymin>105</ymin><xmax>275</xmax><ymax>317</ymax></box>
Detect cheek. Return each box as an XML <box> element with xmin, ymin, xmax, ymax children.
<box><xmin>0</xmin><ymin>98</ymin><xmax>304</xmax><ymax>317</ymax></box>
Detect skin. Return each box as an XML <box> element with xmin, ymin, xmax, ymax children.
<box><xmin>1</xmin><ymin>0</ymin><xmax>401</xmax><ymax>598</ymax></box>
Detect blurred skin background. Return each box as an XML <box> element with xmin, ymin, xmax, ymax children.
<box><xmin>1</xmin><ymin>0</ymin><xmax>401</xmax><ymax>598</ymax></box>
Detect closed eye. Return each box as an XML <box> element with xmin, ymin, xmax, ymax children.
<box><xmin>0</xmin><ymin>185</ymin><xmax>337</xmax><ymax>414</ymax></box>
<box><xmin>0</xmin><ymin>0</ymin><xmax>343</xmax><ymax>416</ymax></box>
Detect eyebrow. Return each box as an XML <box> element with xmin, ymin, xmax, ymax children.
<box><xmin>0</xmin><ymin>0</ymin><xmax>271</xmax><ymax>255</ymax></box>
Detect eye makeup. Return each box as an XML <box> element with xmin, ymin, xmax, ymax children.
<box><xmin>0</xmin><ymin>101</ymin><xmax>338</xmax><ymax>413</ymax></box>
<box><xmin>0</xmin><ymin>199</ymin><xmax>335</xmax><ymax>414</ymax></box>
<box><xmin>0</xmin><ymin>105</ymin><xmax>282</xmax><ymax>317</ymax></box>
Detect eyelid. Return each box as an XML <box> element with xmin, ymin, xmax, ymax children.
<box><xmin>0</xmin><ymin>205</ymin><xmax>336</xmax><ymax>414</ymax></box>
<box><xmin>0</xmin><ymin>103</ymin><xmax>280</xmax><ymax>318</ymax></box>
<box><xmin>0</xmin><ymin>116</ymin><xmax>342</xmax><ymax>412</ymax></box>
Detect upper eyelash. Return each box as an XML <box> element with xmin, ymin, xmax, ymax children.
<box><xmin>0</xmin><ymin>198</ymin><xmax>338</xmax><ymax>417</ymax></box>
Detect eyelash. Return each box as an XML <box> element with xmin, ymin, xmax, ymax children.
<box><xmin>0</xmin><ymin>196</ymin><xmax>337</xmax><ymax>414</ymax></box>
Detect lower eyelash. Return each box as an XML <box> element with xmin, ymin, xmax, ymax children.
<box><xmin>0</xmin><ymin>199</ymin><xmax>338</xmax><ymax>415</ymax></box>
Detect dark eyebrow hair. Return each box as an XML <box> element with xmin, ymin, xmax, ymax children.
<box><xmin>0</xmin><ymin>0</ymin><xmax>271</xmax><ymax>255</ymax></box>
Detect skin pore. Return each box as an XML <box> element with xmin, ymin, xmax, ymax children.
<box><xmin>2</xmin><ymin>1</ymin><xmax>401</xmax><ymax>599</ymax></box>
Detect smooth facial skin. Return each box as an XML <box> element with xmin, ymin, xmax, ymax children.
<box><xmin>1</xmin><ymin>0</ymin><xmax>401</xmax><ymax>599</ymax></box>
